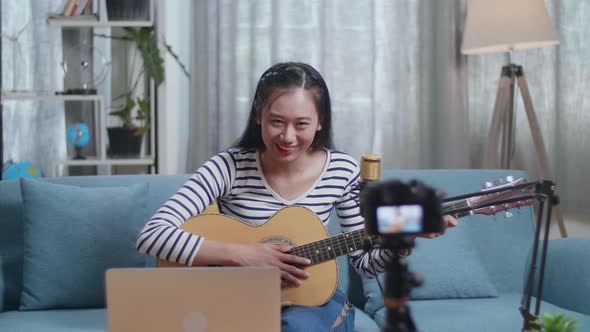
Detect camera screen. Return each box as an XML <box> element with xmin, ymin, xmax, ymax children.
<box><xmin>376</xmin><ymin>205</ymin><xmax>423</xmax><ymax>234</ymax></box>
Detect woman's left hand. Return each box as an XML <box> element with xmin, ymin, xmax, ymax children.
<box><xmin>415</xmin><ymin>215</ymin><xmax>458</xmax><ymax>239</ymax></box>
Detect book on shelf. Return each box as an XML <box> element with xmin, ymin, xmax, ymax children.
<box><xmin>61</xmin><ymin>0</ymin><xmax>75</xmax><ymax>15</ymax></box>
<box><xmin>59</xmin><ymin>0</ymin><xmax>93</xmax><ymax>17</ymax></box>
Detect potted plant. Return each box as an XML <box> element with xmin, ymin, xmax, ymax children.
<box><xmin>96</xmin><ymin>27</ymin><xmax>189</xmax><ymax>157</ymax></box>
<box><xmin>531</xmin><ymin>313</ymin><xmax>578</xmax><ymax>332</ymax></box>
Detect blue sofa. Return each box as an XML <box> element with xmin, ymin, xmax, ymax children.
<box><xmin>0</xmin><ymin>170</ymin><xmax>588</xmax><ymax>332</ymax></box>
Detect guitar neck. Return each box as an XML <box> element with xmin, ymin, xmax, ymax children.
<box><xmin>442</xmin><ymin>200</ymin><xmax>473</xmax><ymax>219</ymax></box>
<box><xmin>289</xmin><ymin>228</ymin><xmax>372</xmax><ymax>265</ymax></box>
<box><xmin>288</xmin><ymin>198</ymin><xmax>475</xmax><ymax>265</ymax></box>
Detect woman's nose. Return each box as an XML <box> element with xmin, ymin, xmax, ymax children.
<box><xmin>280</xmin><ymin>125</ymin><xmax>295</xmax><ymax>142</ymax></box>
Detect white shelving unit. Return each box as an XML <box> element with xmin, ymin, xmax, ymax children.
<box><xmin>2</xmin><ymin>93</ymin><xmax>105</xmax><ymax>176</ymax></box>
<box><xmin>47</xmin><ymin>0</ymin><xmax>154</xmax><ymax>27</ymax></box>
<box><xmin>10</xmin><ymin>0</ymin><xmax>158</xmax><ymax>177</ymax></box>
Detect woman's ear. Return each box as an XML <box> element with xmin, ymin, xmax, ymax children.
<box><xmin>317</xmin><ymin>124</ymin><xmax>322</xmax><ymax>131</ymax></box>
<box><xmin>255</xmin><ymin>108</ymin><xmax>262</xmax><ymax>125</ymax></box>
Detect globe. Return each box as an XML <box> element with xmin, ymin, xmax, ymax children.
<box><xmin>2</xmin><ymin>161</ymin><xmax>42</xmax><ymax>180</ymax></box>
<box><xmin>67</xmin><ymin>123</ymin><xmax>91</xmax><ymax>159</ymax></box>
<box><xmin>67</xmin><ymin>123</ymin><xmax>91</xmax><ymax>147</ymax></box>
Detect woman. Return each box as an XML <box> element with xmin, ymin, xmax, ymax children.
<box><xmin>136</xmin><ymin>62</ymin><xmax>457</xmax><ymax>331</ymax></box>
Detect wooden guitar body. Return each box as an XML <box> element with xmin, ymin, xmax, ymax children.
<box><xmin>158</xmin><ymin>206</ymin><xmax>338</xmax><ymax>307</ymax></box>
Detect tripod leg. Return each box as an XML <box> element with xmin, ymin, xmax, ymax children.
<box><xmin>516</xmin><ymin>74</ymin><xmax>568</xmax><ymax>238</ymax></box>
<box><xmin>485</xmin><ymin>74</ymin><xmax>513</xmax><ymax>168</ymax></box>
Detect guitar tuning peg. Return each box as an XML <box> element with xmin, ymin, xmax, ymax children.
<box><xmin>506</xmin><ymin>175</ymin><xmax>515</xmax><ymax>183</ymax></box>
<box><xmin>482</xmin><ymin>181</ymin><xmax>494</xmax><ymax>189</ymax></box>
<box><xmin>504</xmin><ymin>211</ymin><xmax>513</xmax><ymax>218</ymax></box>
<box><xmin>517</xmin><ymin>207</ymin><xmax>521</xmax><ymax>214</ymax></box>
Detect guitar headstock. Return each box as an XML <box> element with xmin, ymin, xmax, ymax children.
<box><xmin>469</xmin><ymin>176</ymin><xmax>534</xmax><ymax>217</ymax></box>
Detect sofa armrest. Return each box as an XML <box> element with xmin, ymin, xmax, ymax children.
<box><xmin>535</xmin><ymin>238</ymin><xmax>590</xmax><ymax>315</ymax></box>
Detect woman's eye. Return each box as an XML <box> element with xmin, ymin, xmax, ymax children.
<box><xmin>271</xmin><ymin>120</ymin><xmax>283</xmax><ymax>124</ymax></box>
<box><xmin>297</xmin><ymin>122</ymin><xmax>309</xmax><ymax>127</ymax></box>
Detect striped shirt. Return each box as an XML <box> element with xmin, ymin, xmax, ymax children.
<box><xmin>136</xmin><ymin>148</ymin><xmax>394</xmax><ymax>277</ymax></box>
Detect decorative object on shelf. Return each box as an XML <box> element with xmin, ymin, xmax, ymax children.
<box><xmin>1</xmin><ymin>20</ymin><xmax>31</xmax><ymax>93</ymax></box>
<box><xmin>66</xmin><ymin>123</ymin><xmax>91</xmax><ymax>159</ymax></box>
<box><xmin>107</xmin><ymin>127</ymin><xmax>143</xmax><ymax>157</ymax></box>
<box><xmin>96</xmin><ymin>27</ymin><xmax>189</xmax><ymax>157</ymax></box>
<box><xmin>2</xmin><ymin>160</ymin><xmax>43</xmax><ymax>180</ymax></box>
<box><xmin>60</xmin><ymin>0</ymin><xmax>94</xmax><ymax>17</ymax></box>
<box><xmin>531</xmin><ymin>312</ymin><xmax>578</xmax><ymax>332</ymax></box>
<box><xmin>106</xmin><ymin>0</ymin><xmax>149</xmax><ymax>21</ymax></box>
<box><xmin>60</xmin><ymin>41</ymin><xmax>111</xmax><ymax>95</ymax></box>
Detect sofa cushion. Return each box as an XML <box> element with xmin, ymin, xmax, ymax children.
<box><xmin>353</xmin><ymin>307</ymin><xmax>380</xmax><ymax>332</ymax></box>
<box><xmin>362</xmin><ymin>222</ymin><xmax>498</xmax><ymax>315</ymax></box>
<box><xmin>0</xmin><ymin>308</ymin><xmax>107</xmax><ymax>331</ymax></box>
<box><xmin>0</xmin><ymin>180</ymin><xmax>24</xmax><ymax>311</ymax></box>
<box><xmin>372</xmin><ymin>293</ymin><xmax>590</xmax><ymax>332</ymax></box>
<box><xmin>527</xmin><ymin>238</ymin><xmax>590</xmax><ymax>316</ymax></box>
<box><xmin>19</xmin><ymin>179</ymin><xmax>150</xmax><ymax>310</ymax></box>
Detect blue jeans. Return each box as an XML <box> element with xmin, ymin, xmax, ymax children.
<box><xmin>281</xmin><ymin>290</ymin><xmax>355</xmax><ymax>332</ymax></box>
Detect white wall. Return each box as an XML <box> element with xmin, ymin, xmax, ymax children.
<box><xmin>156</xmin><ymin>0</ymin><xmax>191</xmax><ymax>174</ymax></box>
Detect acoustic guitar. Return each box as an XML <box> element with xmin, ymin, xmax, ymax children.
<box><xmin>158</xmin><ymin>177</ymin><xmax>534</xmax><ymax>306</ymax></box>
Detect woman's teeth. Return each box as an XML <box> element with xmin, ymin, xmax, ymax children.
<box><xmin>278</xmin><ymin>145</ymin><xmax>295</xmax><ymax>152</ymax></box>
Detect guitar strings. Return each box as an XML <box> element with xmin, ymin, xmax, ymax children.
<box><xmin>290</xmin><ymin>197</ymin><xmax>482</xmax><ymax>262</ymax></box>
<box><xmin>291</xmin><ymin>229</ymin><xmax>366</xmax><ymax>264</ymax></box>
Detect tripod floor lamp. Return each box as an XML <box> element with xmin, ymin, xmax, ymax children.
<box><xmin>462</xmin><ymin>0</ymin><xmax>567</xmax><ymax>238</ymax></box>
<box><xmin>463</xmin><ymin>1</ymin><xmax>567</xmax><ymax>330</ymax></box>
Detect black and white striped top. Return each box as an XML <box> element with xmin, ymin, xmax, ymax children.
<box><xmin>136</xmin><ymin>148</ymin><xmax>393</xmax><ymax>277</ymax></box>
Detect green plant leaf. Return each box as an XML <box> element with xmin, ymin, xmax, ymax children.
<box><xmin>135</xmin><ymin>98</ymin><xmax>150</xmax><ymax>121</ymax></box>
<box><xmin>135</xmin><ymin>97</ymin><xmax>150</xmax><ymax>135</ymax></box>
<box><xmin>124</xmin><ymin>27</ymin><xmax>165</xmax><ymax>86</ymax></box>
<box><xmin>109</xmin><ymin>94</ymin><xmax>136</xmax><ymax>128</ymax></box>
<box><xmin>163</xmin><ymin>42</ymin><xmax>190</xmax><ymax>78</ymax></box>
<box><xmin>538</xmin><ymin>313</ymin><xmax>578</xmax><ymax>332</ymax></box>
<box><xmin>95</xmin><ymin>25</ymin><xmax>188</xmax><ymax>135</ymax></box>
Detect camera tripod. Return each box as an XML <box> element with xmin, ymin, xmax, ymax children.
<box><xmin>380</xmin><ymin>237</ymin><xmax>421</xmax><ymax>332</ymax></box>
<box><xmin>484</xmin><ymin>64</ymin><xmax>567</xmax><ymax>238</ymax></box>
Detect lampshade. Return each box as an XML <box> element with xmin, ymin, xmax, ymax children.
<box><xmin>462</xmin><ymin>0</ymin><xmax>560</xmax><ymax>55</ymax></box>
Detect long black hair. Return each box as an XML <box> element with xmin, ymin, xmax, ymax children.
<box><xmin>233</xmin><ymin>62</ymin><xmax>334</xmax><ymax>150</ymax></box>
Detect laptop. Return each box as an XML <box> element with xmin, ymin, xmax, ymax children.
<box><xmin>105</xmin><ymin>267</ymin><xmax>281</xmax><ymax>332</ymax></box>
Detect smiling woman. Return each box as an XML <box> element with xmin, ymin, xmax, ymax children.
<box><xmin>137</xmin><ymin>62</ymin><xmax>382</xmax><ymax>331</ymax></box>
<box><xmin>137</xmin><ymin>61</ymin><xmax>457</xmax><ymax>331</ymax></box>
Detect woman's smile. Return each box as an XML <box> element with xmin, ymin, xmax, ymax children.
<box><xmin>276</xmin><ymin>144</ymin><xmax>296</xmax><ymax>154</ymax></box>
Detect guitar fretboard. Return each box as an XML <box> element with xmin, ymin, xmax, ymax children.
<box><xmin>442</xmin><ymin>200</ymin><xmax>473</xmax><ymax>219</ymax></box>
<box><xmin>289</xmin><ymin>229</ymin><xmax>375</xmax><ymax>265</ymax></box>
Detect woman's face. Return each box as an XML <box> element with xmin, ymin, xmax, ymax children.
<box><xmin>258</xmin><ymin>88</ymin><xmax>322</xmax><ymax>164</ymax></box>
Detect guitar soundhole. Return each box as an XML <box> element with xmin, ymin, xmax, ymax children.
<box><xmin>260</xmin><ymin>236</ymin><xmax>296</xmax><ymax>247</ymax></box>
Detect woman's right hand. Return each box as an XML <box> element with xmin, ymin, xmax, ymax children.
<box><xmin>232</xmin><ymin>243</ymin><xmax>311</xmax><ymax>287</ymax></box>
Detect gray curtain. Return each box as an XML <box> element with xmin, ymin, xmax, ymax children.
<box><xmin>188</xmin><ymin>0</ymin><xmax>590</xmax><ymax>214</ymax></box>
<box><xmin>188</xmin><ymin>0</ymin><xmax>469</xmax><ymax>171</ymax></box>
<box><xmin>1</xmin><ymin>0</ymin><xmax>66</xmax><ymax>176</ymax></box>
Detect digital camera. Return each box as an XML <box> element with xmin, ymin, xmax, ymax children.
<box><xmin>360</xmin><ymin>179</ymin><xmax>444</xmax><ymax>237</ymax></box>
